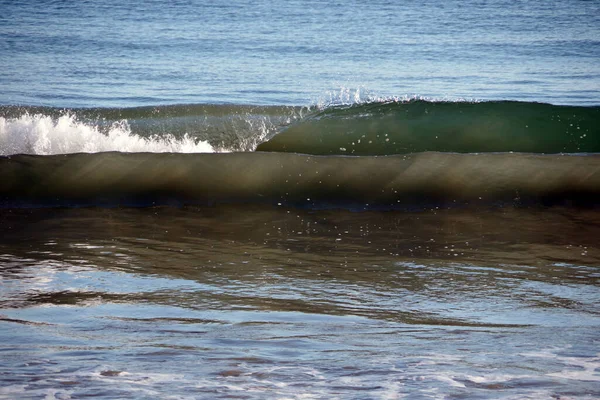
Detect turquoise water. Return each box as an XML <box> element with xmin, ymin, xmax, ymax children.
<box><xmin>1</xmin><ymin>1</ymin><xmax>600</xmax><ymax>399</ymax></box>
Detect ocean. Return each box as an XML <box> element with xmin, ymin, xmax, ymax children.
<box><xmin>1</xmin><ymin>0</ymin><xmax>600</xmax><ymax>399</ymax></box>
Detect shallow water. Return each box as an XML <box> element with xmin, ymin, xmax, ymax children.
<box><xmin>1</xmin><ymin>206</ymin><xmax>599</xmax><ymax>398</ymax></box>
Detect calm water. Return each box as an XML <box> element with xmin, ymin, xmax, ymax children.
<box><xmin>1</xmin><ymin>0</ymin><xmax>600</xmax><ymax>399</ymax></box>
<box><xmin>1</xmin><ymin>0</ymin><xmax>599</xmax><ymax>107</ymax></box>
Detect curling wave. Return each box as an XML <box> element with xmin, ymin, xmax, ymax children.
<box><xmin>257</xmin><ymin>100</ymin><xmax>600</xmax><ymax>155</ymax></box>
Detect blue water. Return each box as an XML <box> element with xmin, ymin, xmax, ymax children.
<box><xmin>2</xmin><ymin>0</ymin><xmax>599</xmax><ymax>107</ymax></box>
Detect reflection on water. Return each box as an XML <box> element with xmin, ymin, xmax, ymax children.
<box><xmin>1</xmin><ymin>206</ymin><xmax>599</xmax><ymax>398</ymax></box>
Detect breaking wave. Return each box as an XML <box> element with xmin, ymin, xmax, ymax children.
<box><xmin>0</xmin><ymin>113</ymin><xmax>214</xmax><ymax>155</ymax></box>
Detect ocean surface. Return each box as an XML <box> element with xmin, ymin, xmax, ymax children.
<box><xmin>1</xmin><ymin>0</ymin><xmax>600</xmax><ymax>399</ymax></box>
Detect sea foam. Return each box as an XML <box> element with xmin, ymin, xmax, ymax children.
<box><xmin>0</xmin><ymin>113</ymin><xmax>214</xmax><ymax>155</ymax></box>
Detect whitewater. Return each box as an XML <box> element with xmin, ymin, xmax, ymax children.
<box><xmin>0</xmin><ymin>113</ymin><xmax>214</xmax><ymax>155</ymax></box>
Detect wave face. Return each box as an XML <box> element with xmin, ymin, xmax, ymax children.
<box><xmin>0</xmin><ymin>104</ymin><xmax>304</xmax><ymax>155</ymax></box>
<box><xmin>1</xmin><ymin>152</ymin><xmax>599</xmax><ymax>209</ymax></box>
<box><xmin>257</xmin><ymin>101</ymin><xmax>600</xmax><ymax>155</ymax></box>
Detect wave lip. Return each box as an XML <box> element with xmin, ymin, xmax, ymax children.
<box><xmin>1</xmin><ymin>152</ymin><xmax>599</xmax><ymax>209</ymax></box>
<box><xmin>257</xmin><ymin>100</ymin><xmax>600</xmax><ymax>155</ymax></box>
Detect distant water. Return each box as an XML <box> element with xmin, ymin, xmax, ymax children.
<box><xmin>1</xmin><ymin>0</ymin><xmax>599</xmax><ymax>107</ymax></box>
<box><xmin>1</xmin><ymin>1</ymin><xmax>600</xmax><ymax>399</ymax></box>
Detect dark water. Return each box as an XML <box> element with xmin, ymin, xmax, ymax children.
<box><xmin>2</xmin><ymin>0</ymin><xmax>600</xmax><ymax>398</ymax></box>
<box><xmin>1</xmin><ymin>152</ymin><xmax>600</xmax><ymax>209</ymax></box>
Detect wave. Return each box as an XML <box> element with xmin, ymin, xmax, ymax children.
<box><xmin>1</xmin><ymin>152</ymin><xmax>598</xmax><ymax>209</ymax></box>
<box><xmin>1</xmin><ymin>100</ymin><xmax>599</xmax><ymax>210</ymax></box>
<box><xmin>0</xmin><ymin>104</ymin><xmax>304</xmax><ymax>154</ymax></box>
<box><xmin>257</xmin><ymin>100</ymin><xmax>600</xmax><ymax>155</ymax></box>
<box><xmin>3</xmin><ymin>100</ymin><xmax>599</xmax><ymax>156</ymax></box>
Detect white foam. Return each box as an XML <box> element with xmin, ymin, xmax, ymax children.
<box><xmin>520</xmin><ymin>350</ymin><xmax>600</xmax><ymax>382</ymax></box>
<box><xmin>0</xmin><ymin>113</ymin><xmax>215</xmax><ymax>155</ymax></box>
<box><xmin>548</xmin><ymin>356</ymin><xmax>600</xmax><ymax>382</ymax></box>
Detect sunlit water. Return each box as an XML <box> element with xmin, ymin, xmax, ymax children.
<box><xmin>2</xmin><ymin>0</ymin><xmax>599</xmax><ymax>107</ymax></box>
<box><xmin>2</xmin><ymin>206</ymin><xmax>599</xmax><ymax>399</ymax></box>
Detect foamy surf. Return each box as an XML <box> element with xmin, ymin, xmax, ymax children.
<box><xmin>0</xmin><ymin>113</ymin><xmax>215</xmax><ymax>155</ymax></box>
